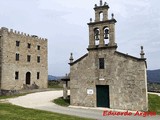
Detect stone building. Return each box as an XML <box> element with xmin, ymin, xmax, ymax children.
<box><xmin>69</xmin><ymin>0</ymin><xmax>148</xmax><ymax>111</ymax></box>
<box><xmin>0</xmin><ymin>27</ymin><xmax>48</xmax><ymax>90</ymax></box>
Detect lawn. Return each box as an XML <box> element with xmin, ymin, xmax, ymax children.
<box><xmin>53</xmin><ymin>96</ymin><xmax>70</xmax><ymax>107</ymax></box>
<box><xmin>0</xmin><ymin>103</ymin><xmax>93</xmax><ymax>120</ymax></box>
<box><xmin>148</xmin><ymin>94</ymin><xmax>160</xmax><ymax>115</ymax></box>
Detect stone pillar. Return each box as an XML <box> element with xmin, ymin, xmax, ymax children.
<box><xmin>63</xmin><ymin>81</ymin><xmax>68</xmax><ymax>99</ymax></box>
<box><xmin>103</xmin><ymin>9</ymin><xmax>108</xmax><ymax>21</ymax></box>
<box><xmin>109</xmin><ymin>23</ymin><xmax>116</xmax><ymax>46</ymax></box>
<box><xmin>88</xmin><ymin>27</ymin><xmax>95</xmax><ymax>48</ymax></box>
<box><xmin>95</xmin><ymin>10</ymin><xmax>100</xmax><ymax>22</ymax></box>
<box><xmin>99</xmin><ymin>27</ymin><xmax>105</xmax><ymax>47</ymax></box>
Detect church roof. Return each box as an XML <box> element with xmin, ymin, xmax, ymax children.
<box><xmin>115</xmin><ymin>51</ymin><xmax>147</xmax><ymax>68</ymax></box>
<box><xmin>69</xmin><ymin>51</ymin><xmax>147</xmax><ymax>67</ymax></box>
<box><xmin>69</xmin><ymin>53</ymin><xmax>88</xmax><ymax>66</ymax></box>
<box><xmin>115</xmin><ymin>51</ymin><xmax>146</xmax><ymax>61</ymax></box>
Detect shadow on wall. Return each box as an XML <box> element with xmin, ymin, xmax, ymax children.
<box><xmin>0</xmin><ymin>89</ymin><xmax>19</xmax><ymax>96</ymax></box>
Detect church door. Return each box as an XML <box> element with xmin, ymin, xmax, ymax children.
<box><xmin>26</xmin><ymin>72</ymin><xmax>31</xmax><ymax>85</ymax></box>
<box><xmin>96</xmin><ymin>85</ymin><xmax>110</xmax><ymax>108</ymax></box>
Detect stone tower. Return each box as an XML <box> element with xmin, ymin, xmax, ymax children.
<box><xmin>88</xmin><ymin>0</ymin><xmax>117</xmax><ymax>49</ymax></box>
<box><xmin>0</xmin><ymin>27</ymin><xmax>48</xmax><ymax>90</ymax></box>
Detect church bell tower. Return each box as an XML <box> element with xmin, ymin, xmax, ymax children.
<box><xmin>88</xmin><ymin>0</ymin><xmax>117</xmax><ymax>50</ymax></box>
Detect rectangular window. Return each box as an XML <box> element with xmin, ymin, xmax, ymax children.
<box><xmin>16</xmin><ymin>53</ymin><xmax>19</xmax><ymax>61</ymax></box>
<box><xmin>15</xmin><ymin>71</ymin><xmax>19</xmax><ymax>80</ymax></box>
<box><xmin>16</xmin><ymin>41</ymin><xmax>20</xmax><ymax>47</ymax></box>
<box><xmin>28</xmin><ymin>43</ymin><xmax>31</xmax><ymax>48</ymax></box>
<box><xmin>37</xmin><ymin>72</ymin><xmax>40</xmax><ymax>79</ymax></box>
<box><xmin>37</xmin><ymin>56</ymin><xmax>40</xmax><ymax>63</ymax></box>
<box><xmin>99</xmin><ymin>58</ymin><xmax>105</xmax><ymax>69</ymax></box>
<box><xmin>27</xmin><ymin>55</ymin><xmax>31</xmax><ymax>62</ymax></box>
<box><xmin>37</xmin><ymin>45</ymin><xmax>40</xmax><ymax>50</ymax></box>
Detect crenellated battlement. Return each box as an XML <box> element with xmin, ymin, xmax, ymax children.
<box><xmin>0</xmin><ymin>27</ymin><xmax>47</xmax><ymax>41</ymax></box>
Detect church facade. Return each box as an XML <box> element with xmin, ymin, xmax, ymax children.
<box><xmin>0</xmin><ymin>27</ymin><xmax>48</xmax><ymax>90</ymax></box>
<box><xmin>69</xmin><ymin>1</ymin><xmax>148</xmax><ymax>111</ymax></box>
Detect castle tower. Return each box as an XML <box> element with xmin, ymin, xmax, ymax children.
<box><xmin>0</xmin><ymin>27</ymin><xmax>48</xmax><ymax>90</ymax></box>
<box><xmin>88</xmin><ymin>0</ymin><xmax>117</xmax><ymax>49</ymax></box>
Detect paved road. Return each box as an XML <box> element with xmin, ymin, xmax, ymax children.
<box><xmin>6</xmin><ymin>90</ymin><xmax>160</xmax><ymax>120</ymax></box>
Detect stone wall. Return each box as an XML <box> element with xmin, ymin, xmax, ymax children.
<box><xmin>70</xmin><ymin>48</ymin><xmax>148</xmax><ymax>111</ymax></box>
<box><xmin>0</xmin><ymin>30</ymin><xmax>2</xmax><ymax>89</ymax></box>
<box><xmin>0</xmin><ymin>27</ymin><xmax>48</xmax><ymax>90</ymax></box>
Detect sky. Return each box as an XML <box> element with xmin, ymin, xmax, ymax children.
<box><xmin>0</xmin><ymin>0</ymin><xmax>160</xmax><ymax>76</ymax></box>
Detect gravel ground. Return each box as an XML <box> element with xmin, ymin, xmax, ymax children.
<box><xmin>7</xmin><ymin>90</ymin><xmax>63</xmax><ymax>108</ymax></box>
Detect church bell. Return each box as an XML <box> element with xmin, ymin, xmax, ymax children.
<box><xmin>95</xmin><ymin>29</ymin><xmax>99</xmax><ymax>40</ymax></box>
<box><xmin>104</xmin><ymin>29</ymin><xmax>109</xmax><ymax>39</ymax></box>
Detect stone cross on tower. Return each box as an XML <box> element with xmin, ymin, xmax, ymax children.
<box><xmin>69</xmin><ymin>53</ymin><xmax>74</xmax><ymax>63</ymax></box>
<box><xmin>140</xmin><ymin>46</ymin><xmax>145</xmax><ymax>58</ymax></box>
<box><xmin>100</xmin><ymin>0</ymin><xmax>103</xmax><ymax>6</ymax></box>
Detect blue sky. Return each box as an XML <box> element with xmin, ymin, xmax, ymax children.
<box><xmin>0</xmin><ymin>0</ymin><xmax>160</xmax><ymax>75</ymax></box>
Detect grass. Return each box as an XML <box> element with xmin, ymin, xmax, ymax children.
<box><xmin>0</xmin><ymin>103</ymin><xmax>93</xmax><ymax>120</ymax></box>
<box><xmin>48</xmin><ymin>81</ymin><xmax>63</xmax><ymax>89</ymax></box>
<box><xmin>53</xmin><ymin>96</ymin><xmax>70</xmax><ymax>107</ymax></box>
<box><xmin>48</xmin><ymin>84</ymin><xmax>63</xmax><ymax>89</ymax></box>
<box><xmin>148</xmin><ymin>94</ymin><xmax>160</xmax><ymax>115</ymax></box>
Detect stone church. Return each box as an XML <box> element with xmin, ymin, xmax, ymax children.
<box><xmin>0</xmin><ymin>27</ymin><xmax>48</xmax><ymax>90</ymax></box>
<box><xmin>69</xmin><ymin>0</ymin><xmax>148</xmax><ymax>111</ymax></box>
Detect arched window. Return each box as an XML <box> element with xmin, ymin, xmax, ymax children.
<box><xmin>104</xmin><ymin>27</ymin><xmax>109</xmax><ymax>44</ymax></box>
<box><xmin>94</xmin><ymin>28</ymin><xmax>100</xmax><ymax>46</ymax></box>
<box><xmin>99</xmin><ymin>12</ymin><xmax>103</xmax><ymax>21</ymax></box>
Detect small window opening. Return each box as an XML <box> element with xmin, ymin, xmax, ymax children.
<box><xmin>16</xmin><ymin>41</ymin><xmax>20</xmax><ymax>47</ymax></box>
<box><xmin>27</xmin><ymin>55</ymin><xmax>31</xmax><ymax>62</ymax></box>
<box><xmin>15</xmin><ymin>71</ymin><xmax>19</xmax><ymax>80</ymax></box>
<box><xmin>16</xmin><ymin>53</ymin><xmax>19</xmax><ymax>61</ymax></box>
<box><xmin>37</xmin><ymin>45</ymin><xmax>40</xmax><ymax>50</ymax></box>
<box><xmin>28</xmin><ymin>43</ymin><xmax>31</xmax><ymax>48</ymax></box>
<box><xmin>37</xmin><ymin>72</ymin><xmax>40</xmax><ymax>79</ymax></box>
<box><xmin>99</xmin><ymin>58</ymin><xmax>105</xmax><ymax>69</ymax></box>
<box><xmin>37</xmin><ymin>56</ymin><xmax>40</xmax><ymax>63</ymax></box>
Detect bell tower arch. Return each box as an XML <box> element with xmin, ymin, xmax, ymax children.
<box><xmin>88</xmin><ymin>0</ymin><xmax>117</xmax><ymax>50</ymax></box>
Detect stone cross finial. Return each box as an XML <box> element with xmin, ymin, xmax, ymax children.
<box><xmin>100</xmin><ymin>0</ymin><xmax>103</xmax><ymax>6</ymax></box>
<box><xmin>140</xmin><ymin>46</ymin><xmax>145</xmax><ymax>58</ymax></box>
<box><xmin>111</xmin><ymin>13</ymin><xmax>114</xmax><ymax>19</ymax></box>
<box><xmin>90</xmin><ymin>18</ymin><xmax>92</xmax><ymax>23</ymax></box>
<box><xmin>69</xmin><ymin>53</ymin><xmax>74</xmax><ymax>63</ymax></box>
